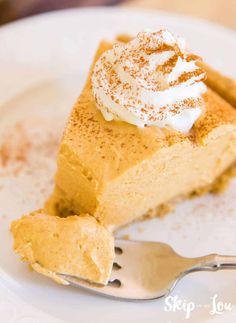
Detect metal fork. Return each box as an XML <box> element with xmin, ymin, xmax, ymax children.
<box><xmin>57</xmin><ymin>240</ymin><xmax>236</xmax><ymax>300</ymax></box>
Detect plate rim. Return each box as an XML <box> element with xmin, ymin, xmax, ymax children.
<box><xmin>0</xmin><ymin>6</ymin><xmax>236</xmax><ymax>40</ymax></box>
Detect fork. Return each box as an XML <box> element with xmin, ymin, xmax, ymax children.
<box><xmin>57</xmin><ymin>240</ymin><xmax>236</xmax><ymax>300</ymax></box>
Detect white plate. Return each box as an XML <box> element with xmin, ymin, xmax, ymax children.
<box><xmin>0</xmin><ymin>7</ymin><xmax>236</xmax><ymax>323</ymax></box>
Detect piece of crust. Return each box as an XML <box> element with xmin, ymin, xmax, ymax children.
<box><xmin>198</xmin><ymin>61</ymin><xmax>236</xmax><ymax>108</ymax></box>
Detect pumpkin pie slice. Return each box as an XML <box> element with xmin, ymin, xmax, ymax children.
<box><xmin>11</xmin><ymin>30</ymin><xmax>236</xmax><ymax>287</ymax></box>
<box><xmin>45</xmin><ymin>31</ymin><xmax>236</xmax><ymax>230</ymax></box>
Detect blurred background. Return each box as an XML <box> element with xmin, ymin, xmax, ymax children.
<box><xmin>0</xmin><ymin>0</ymin><xmax>235</xmax><ymax>30</ymax></box>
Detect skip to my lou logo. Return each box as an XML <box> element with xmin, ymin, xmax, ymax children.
<box><xmin>164</xmin><ymin>294</ymin><xmax>233</xmax><ymax>319</ymax></box>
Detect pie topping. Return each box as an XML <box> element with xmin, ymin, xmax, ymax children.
<box><xmin>92</xmin><ymin>30</ymin><xmax>206</xmax><ymax>132</ymax></box>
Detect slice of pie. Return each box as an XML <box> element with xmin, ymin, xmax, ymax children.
<box><xmin>45</xmin><ymin>30</ymin><xmax>236</xmax><ymax>230</ymax></box>
<box><xmin>11</xmin><ymin>29</ymin><xmax>236</xmax><ymax>286</ymax></box>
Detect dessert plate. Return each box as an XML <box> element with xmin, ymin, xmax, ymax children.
<box><xmin>0</xmin><ymin>7</ymin><xmax>236</xmax><ymax>323</ymax></box>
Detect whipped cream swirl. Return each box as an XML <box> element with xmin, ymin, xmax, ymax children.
<box><xmin>92</xmin><ymin>30</ymin><xmax>207</xmax><ymax>133</ymax></box>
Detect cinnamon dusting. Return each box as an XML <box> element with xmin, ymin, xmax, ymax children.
<box><xmin>92</xmin><ymin>30</ymin><xmax>207</xmax><ymax>128</ymax></box>
<box><xmin>0</xmin><ymin>120</ymin><xmax>60</xmax><ymax>177</ymax></box>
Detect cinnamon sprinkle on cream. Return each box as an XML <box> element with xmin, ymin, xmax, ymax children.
<box><xmin>92</xmin><ymin>29</ymin><xmax>207</xmax><ymax>133</ymax></box>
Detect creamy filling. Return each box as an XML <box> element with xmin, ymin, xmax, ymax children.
<box><xmin>92</xmin><ymin>30</ymin><xmax>207</xmax><ymax>133</ymax></box>
<box><xmin>11</xmin><ymin>213</ymin><xmax>115</xmax><ymax>285</ymax></box>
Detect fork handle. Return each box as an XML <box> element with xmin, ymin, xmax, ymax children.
<box><xmin>188</xmin><ymin>254</ymin><xmax>236</xmax><ymax>272</ymax></box>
